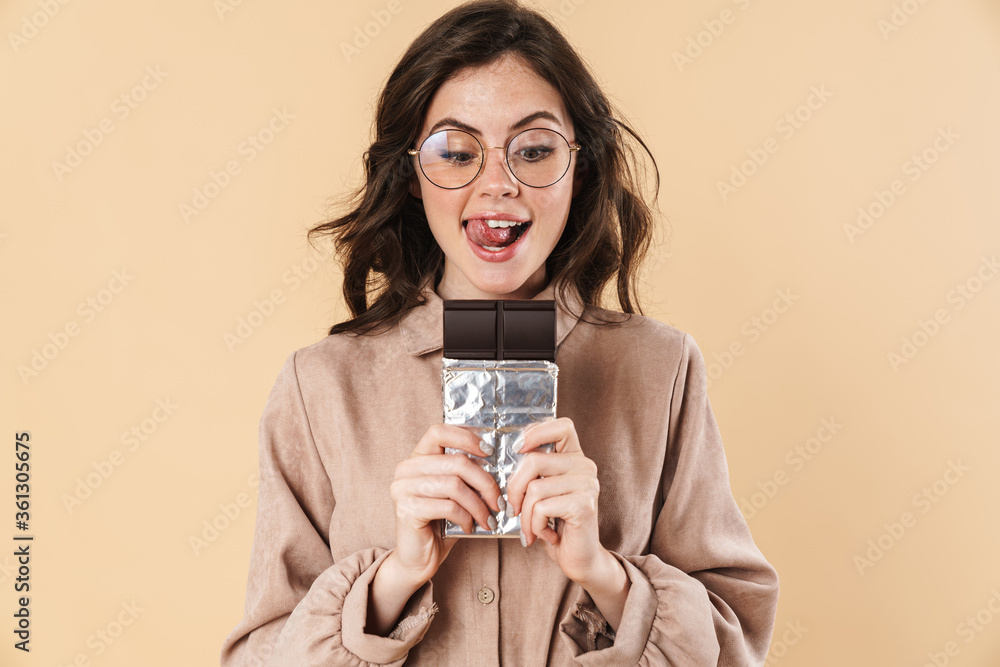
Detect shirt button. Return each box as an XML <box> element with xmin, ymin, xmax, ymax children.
<box><xmin>477</xmin><ymin>586</ymin><xmax>496</xmax><ymax>605</ymax></box>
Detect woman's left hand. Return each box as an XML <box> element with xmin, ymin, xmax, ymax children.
<box><xmin>504</xmin><ymin>417</ymin><xmax>607</xmax><ymax>584</ymax></box>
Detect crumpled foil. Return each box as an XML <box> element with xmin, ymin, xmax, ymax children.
<box><xmin>441</xmin><ymin>357</ymin><xmax>558</xmax><ymax>537</ymax></box>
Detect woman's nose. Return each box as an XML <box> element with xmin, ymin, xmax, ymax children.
<box><xmin>475</xmin><ymin>146</ymin><xmax>519</xmax><ymax>195</ymax></box>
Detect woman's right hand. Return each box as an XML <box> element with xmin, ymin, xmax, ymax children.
<box><xmin>368</xmin><ymin>424</ymin><xmax>501</xmax><ymax>635</ymax></box>
<box><xmin>387</xmin><ymin>423</ymin><xmax>503</xmax><ymax>588</ymax></box>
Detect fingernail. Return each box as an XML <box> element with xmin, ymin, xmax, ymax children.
<box><xmin>497</xmin><ymin>495</ymin><xmax>507</xmax><ymax>513</ymax></box>
<box><xmin>506</xmin><ymin>502</ymin><xmax>516</xmax><ymax>520</ymax></box>
<box><xmin>479</xmin><ymin>440</ymin><xmax>494</xmax><ymax>456</ymax></box>
<box><xmin>487</xmin><ymin>515</ymin><xmax>498</xmax><ymax>531</ymax></box>
<box><xmin>519</xmin><ymin>530</ymin><xmax>527</xmax><ymax>547</ymax></box>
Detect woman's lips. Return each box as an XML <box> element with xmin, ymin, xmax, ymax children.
<box><xmin>462</xmin><ymin>219</ymin><xmax>532</xmax><ymax>262</ymax></box>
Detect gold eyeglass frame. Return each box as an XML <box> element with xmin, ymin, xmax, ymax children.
<box><xmin>407</xmin><ymin>127</ymin><xmax>582</xmax><ymax>189</ymax></box>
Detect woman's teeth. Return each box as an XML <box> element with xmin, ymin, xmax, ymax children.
<box><xmin>486</xmin><ymin>220</ymin><xmax>528</xmax><ymax>229</ymax></box>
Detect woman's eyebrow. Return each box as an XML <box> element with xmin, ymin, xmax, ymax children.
<box><xmin>427</xmin><ymin>110</ymin><xmax>562</xmax><ymax>136</ymax></box>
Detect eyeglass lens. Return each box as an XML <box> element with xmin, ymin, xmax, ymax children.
<box><xmin>416</xmin><ymin>128</ymin><xmax>572</xmax><ymax>188</ymax></box>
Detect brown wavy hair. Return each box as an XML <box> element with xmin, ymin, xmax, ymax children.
<box><xmin>308</xmin><ymin>0</ymin><xmax>662</xmax><ymax>336</ymax></box>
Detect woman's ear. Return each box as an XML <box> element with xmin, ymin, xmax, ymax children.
<box><xmin>409</xmin><ymin>173</ymin><xmax>422</xmax><ymax>199</ymax></box>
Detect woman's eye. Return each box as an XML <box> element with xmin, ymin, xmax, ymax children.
<box><xmin>440</xmin><ymin>152</ymin><xmax>476</xmax><ymax>164</ymax></box>
<box><xmin>518</xmin><ymin>147</ymin><xmax>553</xmax><ymax>161</ymax></box>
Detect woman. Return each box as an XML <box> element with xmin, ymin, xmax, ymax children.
<box><xmin>221</xmin><ymin>1</ymin><xmax>779</xmax><ymax>664</ymax></box>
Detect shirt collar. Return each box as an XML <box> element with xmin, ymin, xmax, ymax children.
<box><xmin>398</xmin><ymin>274</ymin><xmax>585</xmax><ymax>357</ymax></box>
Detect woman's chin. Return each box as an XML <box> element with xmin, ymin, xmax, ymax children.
<box><xmin>468</xmin><ymin>269</ymin><xmax>547</xmax><ymax>300</ymax></box>
<box><xmin>438</xmin><ymin>256</ymin><xmax>547</xmax><ymax>300</ymax></box>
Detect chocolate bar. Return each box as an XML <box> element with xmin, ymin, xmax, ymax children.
<box><xmin>441</xmin><ymin>300</ymin><xmax>558</xmax><ymax>538</ymax></box>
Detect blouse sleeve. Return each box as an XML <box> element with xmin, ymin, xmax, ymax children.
<box><xmin>559</xmin><ymin>333</ymin><xmax>780</xmax><ymax>666</ymax></box>
<box><xmin>220</xmin><ymin>351</ymin><xmax>438</xmax><ymax>667</ymax></box>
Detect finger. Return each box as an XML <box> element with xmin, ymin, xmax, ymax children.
<box><xmin>413</xmin><ymin>423</ymin><xmax>493</xmax><ymax>458</ymax></box>
<box><xmin>538</xmin><ymin>524</ymin><xmax>559</xmax><ymax>545</ymax></box>
<box><xmin>398</xmin><ymin>452</ymin><xmax>498</xmax><ymax>491</ymax></box>
<box><xmin>506</xmin><ymin>452</ymin><xmax>588</xmax><ymax>515</ymax></box>
<box><xmin>397</xmin><ymin>455</ymin><xmax>502</xmax><ymax>513</ymax></box>
<box><xmin>393</xmin><ymin>475</ymin><xmax>497</xmax><ymax>531</ymax></box>
<box><xmin>530</xmin><ymin>496</ymin><xmax>574</xmax><ymax>545</ymax></box>
<box><xmin>404</xmin><ymin>496</ymin><xmax>476</xmax><ymax>535</ymax></box>
<box><xmin>517</xmin><ymin>475</ymin><xmax>578</xmax><ymax>545</ymax></box>
<box><xmin>519</xmin><ymin>417</ymin><xmax>580</xmax><ymax>454</ymax></box>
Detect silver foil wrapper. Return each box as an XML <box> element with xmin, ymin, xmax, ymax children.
<box><xmin>441</xmin><ymin>357</ymin><xmax>558</xmax><ymax>537</ymax></box>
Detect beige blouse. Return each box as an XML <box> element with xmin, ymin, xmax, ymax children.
<box><xmin>220</xmin><ymin>276</ymin><xmax>779</xmax><ymax>666</ymax></box>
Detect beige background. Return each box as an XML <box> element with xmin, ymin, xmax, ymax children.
<box><xmin>2</xmin><ymin>0</ymin><xmax>999</xmax><ymax>665</ymax></box>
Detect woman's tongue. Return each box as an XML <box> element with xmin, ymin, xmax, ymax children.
<box><xmin>466</xmin><ymin>219</ymin><xmax>521</xmax><ymax>249</ymax></box>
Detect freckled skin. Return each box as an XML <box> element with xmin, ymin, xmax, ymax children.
<box><xmin>409</xmin><ymin>54</ymin><xmax>582</xmax><ymax>300</ymax></box>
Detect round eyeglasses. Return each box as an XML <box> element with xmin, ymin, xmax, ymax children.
<box><xmin>407</xmin><ymin>127</ymin><xmax>582</xmax><ymax>189</ymax></box>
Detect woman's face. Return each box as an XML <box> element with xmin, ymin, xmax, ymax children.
<box><xmin>409</xmin><ymin>54</ymin><xmax>581</xmax><ymax>300</ymax></box>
